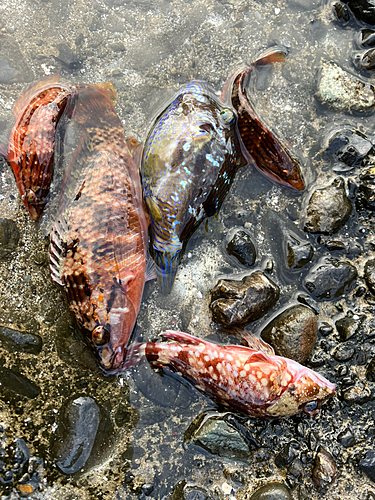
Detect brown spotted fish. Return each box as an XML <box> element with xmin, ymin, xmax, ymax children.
<box><xmin>49</xmin><ymin>86</ymin><xmax>149</xmax><ymax>373</ymax></box>
<box><xmin>7</xmin><ymin>73</ymin><xmax>114</xmax><ymax>220</ymax></box>
<box><xmin>221</xmin><ymin>46</ymin><xmax>305</xmax><ymax>190</ymax></box>
<box><xmin>124</xmin><ymin>331</ymin><xmax>335</xmax><ymax>418</ymax></box>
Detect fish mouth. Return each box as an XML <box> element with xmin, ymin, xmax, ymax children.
<box><xmin>152</xmin><ymin>247</ymin><xmax>182</xmax><ymax>294</ymax></box>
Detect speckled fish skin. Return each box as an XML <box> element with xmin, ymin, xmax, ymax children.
<box><xmin>8</xmin><ymin>73</ymin><xmax>115</xmax><ymax>220</ymax></box>
<box><xmin>125</xmin><ymin>331</ymin><xmax>335</xmax><ymax>419</ymax></box>
<box><xmin>221</xmin><ymin>46</ymin><xmax>304</xmax><ymax>191</ymax></box>
<box><xmin>49</xmin><ymin>87</ymin><xmax>148</xmax><ymax>374</ymax></box>
<box><xmin>141</xmin><ymin>81</ymin><xmax>242</xmax><ymax>294</ymax></box>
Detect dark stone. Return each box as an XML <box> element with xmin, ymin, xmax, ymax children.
<box><xmin>357</xmin><ymin>167</ymin><xmax>375</xmax><ymax>210</ymax></box>
<box><xmin>185</xmin><ymin>413</ymin><xmax>252</xmax><ymax>464</ymax></box>
<box><xmin>54</xmin><ymin>43</ymin><xmax>83</xmax><ymax>70</ymax></box>
<box><xmin>335</xmin><ymin>312</ymin><xmax>362</xmax><ymax>341</ymax></box>
<box><xmin>275</xmin><ymin>441</ymin><xmax>300</xmax><ymax>468</ymax></box>
<box><xmin>210</xmin><ymin>271</ymin><xmax>280</xmax><ymax>327</ymax></box>
<box><xmin>248</xmin><ymin>482</ymin><xmax>292</xmax><ymax>500</ymax></box>
<box><xmin>55</xmin><ymin>396</ymin><xmax>101</xmax><ymax>474</ymax></box>
<box><xmin>0</xmin><ymin>327</ymin><xmax>42</xmax><ymax>354</ymax></box>
<box><xmin>338</xmin><ymin>428</ymin><xmax>355</xmax><ymax>448</ymax></box>
<box><xmin>14</xmin><ymin>439</ymin><xmax>31</xmax><ymax>466</ymax></box>
<box><xmin>332</xmin><ymin>343</ymin><xmax>355</xmax><ymax>361</ymax></box>
<box><xmin>141</xmin><ymin>483</ymin><xmax>154</xmax><ymax>496</ymax></box>
<box><xmin>260</xmin><ymin>305</ymin><xmax>318</xmax><ymax>364</ymax></box>
<box><xmin>303</xmin><ymin>257</ymin><xmax>358</xmax><ymax>300</ymax></box>
<box><xmin>296</xmin><ymin>293</ymin><xmax>320</xmax><ymax>314</ymax></box>
<box><xmin>354</xmin><ymin>48</ymin><xmax>375</xmax><ymax>70</ymax></box>
<box><xmin>226</xmin><ymin>229</ymin><xmax>256</xmax><ymax>267</ymax></box>
<box><xmin>342</xmin><ymin>0</ymin><xmax>375</xmax><ymax>25</ymax></box>
<box><xmin>319</xmin><ymin>322</ymin><xmax>333</xmax><ymax>336</ymax></box>
<box><xmin>0</xmin><ymin>367</ymin><xmax>40</xmax><ymax>398</ymax></box>
<box><xmin>326</xmin><ymin>130</ymin><xmax>373</xmax><ymax>168</ymax></box>
<box><xmin>365</xmin><ymin>259</ymin><xmax>375</xmax><ymax>294</ymax></box>
<box><xmin>325</xmin><ymin>239</ymin><xmax>347</xmax><ymax>252</ymax></box>
<box><xmin>312</xmin><ymin>447</ymin><xmax>338</xmax><ymax>488</ymax></box>
<box><xmin>359</xmin><ymin>450</ymin><xmax>375</xmax><ymax>482</ymax></box>
<box><xmin>366</xmin><ymin>358</ymin><xmax>375</xmax><ymax>381</ymax></box>
<box><xmin>333</xmin><ymin>1</ymin><xmax>351</xmax><ymax>21</ymax></box>
<box><xmin>285</xmin><ymin>232</ymin><xmax>314</xmax><ymax>269</ymax></box>
<box><xmin>0</xmin><ymin>219</ymin><xmax>20</xmax><ymax>259</ymax></box>
<box><xmin>342</xmin><ymin>382</ymin><xmax>372</xmax><ymax>404</ymax></box>
<box><xmin>304</xmin><ymin>178</ymin><xmax>352</xmax><ymax>235</ymax></box>
<box><xmin>184</xmin><ymin>488</ymin><xmax>209</xmax><ymax>500</ymax></box>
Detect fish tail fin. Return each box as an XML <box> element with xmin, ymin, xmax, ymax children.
<box><xmin>160</xmin><ymin>330</ymin><xmax>204</xmax><ymax>345</ymax></box>
<box><xmin>252</xmin><ymin>45</ymin><xmax>288</xmax><ymax>67</ymax></box>
<box><xmin>13</xmin><ymin>72</ymin><xmax>61</xmax><ymax>117</ymax></box>
<box><xmin>95</xmin><ymin>81</ymin><xmax>117</xmax><ymax>104</ymax></box>
<box><xmin>122</xmin><ymin>342</ymin><xmax>148</xmax><ymax>370</ymax></box>
<box><xmin>153</xmin><ymin>247</ymin><xmax>182</xmax><ymax>294</ymax></box>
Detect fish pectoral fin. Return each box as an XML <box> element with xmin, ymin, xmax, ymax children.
<box><xmin>126</xmin><ymin>135</ymin><xmax>143</xmax><ymax>167</ymax></box>
<box><xmin>241</xmin><ymin>332</ymin><xmax>275</xmax><ymax>355</ymax></box>
<box><xmin>159</xmin><ymin>330</ymin><xmax>204</xmax><ymax>345</ymax></box>
<box><xmin>253</xmin><ymin>46</ymin><xmax>288</xmax><ymax>68</ymax></box>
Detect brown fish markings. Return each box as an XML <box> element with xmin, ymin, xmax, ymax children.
<box><xmin>125</xmin><ymin>331</ymin><xmax>335</xmax><ymax>418</ymax></box>
<box><xmin>221</xmin><ymin>46</ymin><xmax>304</xmax><ymax>190</ymax></box>
<box><xmin>50</xmin><ymin>86</ymin><xmax>148</xmax><ymax>373</ymax></box>
<box><xmin>8</xmin><ymin>73</ymin><xmax>115</xmax><ymax>220</ymax></box>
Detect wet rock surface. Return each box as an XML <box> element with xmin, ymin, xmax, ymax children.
<box><xmin>239</xmin><ymin>482</ymin><xmax>292</xmax><ymax>500</ymax></box>
<box><xmin>359</xmin><ymin>450</ymin><xmax>375</xmax><ymax>482</ymax></box>
<box><xmin>210</xmin><ymin>271</ymin><xmax>280</xmax><ymax>326</ymax></box>
<box><xmin>304</xmin><ymin>177</ymin><xmax>352</xmax><ymax>235</ymax></box>
<box><xmin>260</xmin><ymin>305</ymin><xmax>318</xmax><ymax>363</ymax></box>
<box><xmin>312</xmin><ymin>447</ymin><xmax>338</xmax><ymax>489</ymax></box>
<box><xmin>226</xmin><ymin>228</ymin><xmax>256</xmax><ymax>267</ymax></box>
<box><xmin>0</xmin><ymin>327</ymin><xmax>42</xmax><ymax>354</ymax></box>
<box><xmin>284</xmin><ymin>231</ymin><xmax>314</xmax><ymax>270</ymax></box>
<box><xmin>303</xmin><ymin>257</ymin><xmax>358</xmax><ymax>300</ymax></box>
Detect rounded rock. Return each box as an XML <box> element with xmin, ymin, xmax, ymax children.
<box><xmin>312</xmin><ymin>447</ymin><xmax>338</xmax><ymax>489</ymax></box>
<box><xmin>260</xmin><ymin>305</ymin><xmax>318</xmax><ymax>364</ymax></box>
<box><xmin>304</xmin><ymin>177</ymin><xmax>352</xmax><ymax>236</ymax></box>
<box><xmin>364</xmin><ymin>259</ymin><xmax>375</xmax><ymax>295</ymax></box>
<box><xmin>248</xmin><ymin>482</ymin><xmax>292</xmax><ymax>500</ymax></box>
<box><xmin>226</xmin><ymin>228</ymin><xmax>256</xmax><ymax>267</ymax></box>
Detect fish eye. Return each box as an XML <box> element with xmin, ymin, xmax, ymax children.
<box><xmin>303</xmin><ymin>400</ymin><xmax>319</xmax><ymax>415</ymax></box>
<box><xmin>92</xmin><ymin>325</ymin><xmax>110</xmax><ymax>346</ymax></box>
<box><xmin>219</xmin><ymin>108</ymin><xmax>235</xmax><ymax>125</ymax></box>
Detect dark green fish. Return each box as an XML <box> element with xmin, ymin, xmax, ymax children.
<box><xmin>141</xmin><ymin>81</ymin><xmax>242</xmax><ymax>294</ymax></box>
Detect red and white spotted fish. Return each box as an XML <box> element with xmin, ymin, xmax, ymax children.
<box><xmin>221</xmin><ymin>46</ymin><xmax>304</xmax><ymax>191</ymax></box>
<box><xmin>49</xmin><ymin>85</ymin><xmax>149</xmax><ymax>373</ymax></box>
<box><xmin>124</xmin><ymin>331</ymin><xmax>335</xmax><ymax>418</ymax></box>
<box><xmin>7</xmin><ymin>73</ymin><xmax>115</xmax><ymax>220</ymax></box>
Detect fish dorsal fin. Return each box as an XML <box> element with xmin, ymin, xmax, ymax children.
<box><xmin>245</xmin><ymin>350</ymin><xmax>273</xmax><ymax>364</ymax></box>
<box><xmin>96</xmin><ymin>81</ymin><xmax>117</xmax><ymax>104</ymax></box>
<box><xmin>159</xmin><ymin>330</ymin><xmax>204</xmax><ymax>345</ymax></box>
<box><xmin>49</xmin><ymin>215</ymin><xmax>71</xmax><ymax>286</ymax></box>
<box><xmin>14</xmin><ymin>72</ymin><xmax>61</xmax><ymax>117</ymax></box>
<box><xmin>241</xmin><ymin>332</ymin><xmax>275</xmax><ymax>355</ymax></box>
<box><xmin>127</xmin><ymin>135</ymin><xmax>143</xmax><ymax>168</ymax></box>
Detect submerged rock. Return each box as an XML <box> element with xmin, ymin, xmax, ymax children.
<box><xmin>335</xmin><ymin>312</ymin><xmax>362</xmax><ymax>341</ymax></box>
<box><xmin>303</xmin><ymin>257</ymin><xmax>358</xmax><ymax>300</ymax></box>
<box><xmin>365</xmin><ymin>259</ymin><xmax>375</xmax><ymax>295</ymax></box>
<box><xmin>359</xmin><ymin>450</ymin><xmax>375</xmax><ymax>482</ymax></box>
<box><xmin>0</xmin><ymin>327</ymin><xmax>42</xmax><ymax>354</ymax></box>
<box><xmin>316</xmin><ymin>60</ymin><xmax>375</xmax><ymax>112</ymax></box>
<box><xmin>226</xmin><ymin>228</ymin><xmax>256</xmax><ymax>267</ymax></box>
<box><xmin>354</xmin><ymin>48</ymin><xmax>375</xmax><ymax>71</ymax></box>
<box><xmin>260</xmin><ymin>305</ymin><xmax>318</xmax><ymax>364</ymax></box>
<box><xmin>343</xmin><ymin>0</ymin><xmax>375</xmax><ymax>25</ymax></box>
<box><xmin>185</xmin><ymin>412</ymin><xmax>252</xmax><ymax>464</ymax></box>
<box><xmin>341</xmin><ymin>382</ymin><xmax>372</xmax><ymax>404</ymax></box>
<box><xmin>312</xmin><ymin>447</ymin><xmax>338</xmax><ymax>489</ymax></box>
<box><xmin>325</xmin><ymin>130</ymin><xmax>373</xmax><ymax>169</ymax></box>
<box><xmin>357</xmin><ymin>166</ymin><xmax>375</xmax><ymax>210</ymax></box>
<box><xmin>304</xmin><ymin>178</ymin><xmax>352</xmax><ymax>235</ymax></box>
<box><xmin>210</xmin><ymin>271</ymin><xmax>280</xmax><ymax>326</ymax></box>
<box><xmin>0</xmin><ymin>219</ymin><xmax>20</xmax><ymax>260</ymax></box>
<box><xmin>246</xmin><ymin>482</ymin><xmax>292</xmax><ymax>500</ymax></box>
<box><xmin>0</xmin><ymin>367</ymin><xmax>40</xmax><ymax>399</ymax></box>
<box><xmin>284</xmin><ymin>231</ymin><xmax>314</xmax><ymax>270</ymax></box>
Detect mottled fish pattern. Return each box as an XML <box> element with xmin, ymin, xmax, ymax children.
<box><xmin>141</xmin><ymin>81</ymin><xmax>243</xmax><ymax>293</ymax></box>
<box><xmin>8</xmin><ymin>73</ymin><xmax>114</xmax><ymax>220</ymax></box>
<box><xmin>221</xmin><ymin>46</ymin><xmax>304</xmax><ymax>190</ymax></box>
<box><xmin>49</xmin><ymin>87</ymin><xmax>148</xmax><ymax>373</ymax></box>
<box><xmin>125</xmin><ymin>331</ymin><xmax>335</xmax><ymax>419</ymax></box>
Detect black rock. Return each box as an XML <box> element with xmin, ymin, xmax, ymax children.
<box><xmin>357</xmin><ymin>166</ymin><xmax>375</xmax><ymax>210</ymax></box>
<box><xmin>14</xmin><ymin>439</ymin><xmax>31</xmax><ymax>466</ymax></box>
<box><xmin>184</xmin><ymin>488</ymin><xmax>209</xmax><ymax>500</ymax></box>
<box><xmin>275</xmin><ymin>441</ymin><xmax>300</xmax><ymax>468</ymax></box>
<box><xmin>260</xmin><ymin>305</ymin><xmax>318</xmax><ymax>364</ymax></box>
<box><xmin>338</xmin><ymin>428</ymin><xmax>356</xmax><ymax>448</ymax></box>
<box><xmin>55</xmin><ymin>396</ymin><xmax>101</xmax><ymax>474</ymax></box>
<box><xmin>356</xmin><ymin>28</ymin><xmax>375</xmax><ymax>47</ymax></box>
<box><xmin>333</xmin><ymin>1</ymin><xmax>351</xmax><ymax>21</ymax></box>
<box><xmin>366</xmin><ymin>358</ymin><xmax>375</xmax><ymax>381</ymax></box>
<box><xmin>141</xmin><ymin>483</ymin><xmax>154</xmax><ymax>496</ymax></box>
<box><xmin>332</xmin><ymin>343</ymin><xmax>355</xmax><ymax>361</ymax></box>
<box><xmin>319</xmin><ymin>322</ymin><xmax>334</xmax><ymax>336</ymax></box>
<box><xmin>304</xmin><ymin>257</ymin><xmax>358</xmax><ymax>300</ymax></box>
<box><xmin>210</xmin><ymin>271</ymin><xmax>280</xmax><ymax>326</ymax></box>
<box><xmin>0</xmin><ymin>327</ymin><xmax>42</xmax><ymax>354</ymax></box>
<box><xmin>54</xmin><ymin>43</ymin><xmax>83</xmax><ymax>70</ymax></box>
<box><xmin>304</xmin><ymin>178</ymin><xmax>352</xmax><ymax>235</ymax></box>
<box><xmin>326</xmin><ymin>130</ymin><xmax>373</xmax><ymax>168</ymax></box>
<box><xmin>0</xmin><ymin>219</ymin><xmax>20</xmax><ymax>260</ymax></box>
<box><xmin>335</xmin><ymin>312</ymin><xmax>362</xmax><ymax>341</ymax></box>
<box><xmin>359</xmin><ymin>450</ymin><xmax>375</xmax><ymax>482</ymax></box>
<box><xmin>0</xmin><ymin>367</ymin><xmax>40</xmax><ymax>398</ymax></box>
<box><xmin>354</xmin><ymin>48</ymin><xmax>375</xmax><ymax>70</ymax></box>
<box><xmin>342</xmin><ymin>382</ymin><xmax>372</xmax><ymax>404</ymax></box>
<box><xmin>312</xmin><ymin>447</ymin><xmax>338</xmax><ymax>488</ymax></box>
<box><xmin>248</xmin><ymin>482</ymin><xmax>292</xmax><ymax>500</ymax></box>
<box><xmin>226</xmin><ymin>228</ymin><xmax>256</xmax><ymax>267</ymax></box>
<box><xmin>365</xmin><ymin>259</ymin><xmax>375</xmax><ymax>294</ymax></box>
<box><xmin>285</xmin><ymin>232</ymin><xmax>314</xmax><ymax>269</ymax></box>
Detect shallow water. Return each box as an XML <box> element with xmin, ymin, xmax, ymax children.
<box><xmin>1</xmin><ymin>0</ymin><xmax>375</xmax><ymax>499</ymax></box>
